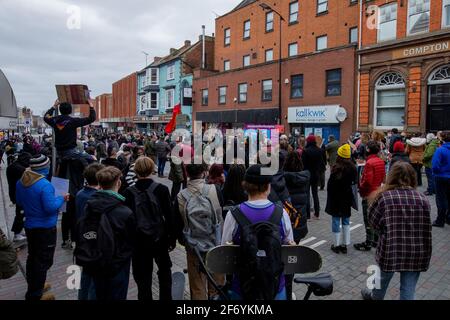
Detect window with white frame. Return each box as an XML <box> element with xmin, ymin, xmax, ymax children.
<box><xmin>224</xmin><ymin>28</ymin><xmax>231</xmax><ymax>46</ymax></box>
<box><xmin>289</xmin><ymin>43</ymin><xmax>298</xmax><ymax>57</ymax></box>
<box><xmin>202</xmin><ymin>89</ymin><xmax>209</xmax><ymax>106</ymax></box>
<box><xmin>375</xmin><ymin>72</ymin><xmax>406</xmax><ymax>128</ymax></box>
<box><xmin>443</xmin><ymin>0</ymin><xmax>450</xmax><ymax>27</ymax></box>
<box><xmin>289</xmin><ymin>1</ymin><xmax>299</xmax><ymax>23</ymax></box>
<box><xmin>140</xmin><ymin>95</ymin><xmax>147</xmax><ymax>111</ymax></box>
<box><xmin>378</xmin><ymin>3</ymin><xmax>397</xmax><ymax>42</ymax></box>
<box><xmin>243</xmin><ymin>55</ymin><xmax>251</xmax><ymax>67</ymax></box>
<box><xmin>265</xmin><ymin>49</ymin><xmax>274</xmax><ymax>62</ymax></box>
<box><xmin>408</xmin><ymin>0</ymin><xmax>430</xmax><ymax>35</ymax></box>
<box><xmin>219</xmin><ymin>86</ymin><xmax>227</xmax><ymax>104</ymax></box>
<box><xmin>316</xmin><ymin>35</ymin><xmax>327</xmax><ymax>51</ymax></box>
<box><xmin>317</xmin><ymin>0</ymin><xmax>328</xmax><ymax>14</ymax></box>
<box><xmin>224</xmin><ymin>60</ymin><xmax>231</xmax><ymax>71</ymax></box>
<box><xmin>428</xmin><ymin>65</ymin><xmax>450</xmax><ymax>105</ymax></box>
<box><xmin>239</xmin><ymin>83</ymin><xmax>248</xmax><ymax>103</ymax></box>
<box><xmin>150</xmin><ymin>68</ymin><xmax>159</xmax><ymax>85</ymax></box>
<box><xmin>266</xmin><ymin>12</ymin><xmax>274</xmax><ymax>32</ymax></box>
<box><xmin>165</xmin><ymin>89</ymin><xmax>175</xmax><ymax>109</ymax></box>
<box><xmin>150</xmin><ymin>92</ymin><xmax>159</xmax><ymax>109</ymax></box>
<box><xmin>262</xmin><ymin>80</ymin><xmax>273</xmax><ymax>101</ymax></box>
<box><xmin>167</xmin><ymin>64</ymin><xmax>175</xmax><ymax>81</ymax></box>
<box><xmin>243</xmin><ymin>20</ymin><xmax>251</xmax><ymax>39</ymax></box>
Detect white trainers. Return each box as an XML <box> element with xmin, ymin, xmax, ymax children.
<box><xmin>13</xmin><ymin>233</ymin><xmax>27</xmax><ymax>242</ymax></box>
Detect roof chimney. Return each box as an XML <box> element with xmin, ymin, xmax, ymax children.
<box><xmin>184</xmin><ymin>40</ymin><xmax>191</xmax><ymax>47</ymax></box>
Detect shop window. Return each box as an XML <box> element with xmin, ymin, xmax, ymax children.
<box><xmin>378</xmin><ymin>3</ymin><xmax>397</xmax><ymax>42</ymax></box>
<box><xmin>407</xmin><ymin>0</ymin><xmax>430</xmax><ymax>35</ymax></box>
<box><xmin>375</xmin><ymin>72</ymin><xmax>406</xmax><ymax>129</ymax></box>
<box><xmin>262</xmin><ymin>80</ymin><xmax>273</xmax><ymax>101</ymax></box>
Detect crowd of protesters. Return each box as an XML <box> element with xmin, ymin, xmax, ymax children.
<box><xmin>0</xmin><ymin>100</ymin><xmax>449</xmax><ymax>301</ymax></box>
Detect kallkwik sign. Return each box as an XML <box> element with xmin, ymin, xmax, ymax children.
<box><xmin>288</xmin><ymin>105</ymin><xmax>347</xmax><ymax>124</ymax></box>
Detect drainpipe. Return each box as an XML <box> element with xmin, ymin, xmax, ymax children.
<box><xmin>202</xmin><ymin>25</ymin><xmax>206</xmax><ymax>69</ymax></box>
<box><xmin>356</xmin><ymin>0</ymin><xmax>363</xmax><ymax>132</ymax></box>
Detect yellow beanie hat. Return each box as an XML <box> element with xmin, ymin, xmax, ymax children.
<box><xmin>337</xmin><ymin>144</ymin><xmax>351</xmax><ymax>159</ymax></box>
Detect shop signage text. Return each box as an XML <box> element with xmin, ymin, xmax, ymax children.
<box><xmin>288</xmin><ymin>105</ymin><xmax>346</xmax><ymax>124</ymax></box>
<box><xmin>393</xmin><ymin>41</ymin><xmax>450</xmax><ymax>59</ymax></box>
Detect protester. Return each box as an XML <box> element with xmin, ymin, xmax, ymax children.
<box><xmin>362</xmin><ymin>162</ymin><xmax>432</xmax><ymax>300</ymax></box>
<box><xmin>169</xmin><ymin>154</ymin><xmax>186</xmax><ymax>202</ymax></box>
<box><xmin>82</xmin><ymin>167</ymin><xmax>135</xmax><ymax>300</ymax></box>
<box><xmin>124</xmin><ymin>157</ymin><xmax>175</xmax><ymax>300</ymax></box>
<box><xmin>389</xmin><ymin>141</ymin><xmax>410</xmax><ymax>169</ymax></box>
<box><xmin>16</xmin><ymin>154</ymin><xmax>68</xmax><ymax>300</ymax></box>
<box><xmin>388</xmin><ymin>128</ymin><xmax>403</xmax><ymax>153</ymax></box>
<box><xmin>102</xmin><ymin>146</ymin><xmax>125</xmax><ymax>171</ymax></box>
<box><xmin>354</xmin><ymin>141</ymin><xmax>386</xmax><ymax>251</ymax></box>
<box><xmin>326</xmin><ymin>144</ymin><xmax>357</xmax><ymax>254</ymax></box>
<box><xmin>423</xmin><ymin>133</ymin><xmax>439</xmax><ymax>196</ymax></box>
<box><xmin>155</xmin><ymin>136</ymin><xmax>171</xmax><ymax>178</ymax></box>
<box><xmin>316</xmin><ymin>136</ymin><xmax>327</xmax><ymax>190</ymax></box>
<box><xmin>325</xmin><ymin>135</ymin><xmax>339</xmax><ymax>167</ymax></box>
<box><xmin>144</xmin><ymin>134</ymin><xmax>158</xmax><ymax>166</ymax></box>
<box><xmin>432</xmin><ymin>131</ymin><xmax>450</xmax><ymax>227</ymax></box>
<box><xmin>44</xmin><ymin>100</ymin><xmax>96</xmax><ymax>161</ymax></box>
<box><xmin>406</xmin><ymin>134</ymin><xmax>427</xmax><ymax>186</ymax></box>
<box><xmin>75</xmin><ymin>163</ymin><xmax>105</xmax><ymax>300</ymax></box>
<box><xmin>207</xmin><ymin>164</ymin><xmax>225</xmax><ymax>186</ymax></box>
<box><xmin>6</xmin><ymin>152</ymin><xmax>32</xmax><ymax>242</ymax></box>
<box><xmin>221</xmin><ymin>164</ymin><xmax>295</xmax><ymax>300</ymax></box>
<box><xmin>0</xmin><ymin>227</ymin><xmax>19</xmax><ymax>280</ymax></box>
<box><xmin>301</xmin><ymin>135</ymin><xmax>326</xmax><ymax>219</ymax></box>
<box><xmin>221</xmin><ymin>164</ymin><xmax>248</xmax><ymax>209</ymax></box>
<box><xmin>176</xmin><ymin>163</ymin><xmax>224</xmax><ymax>300</ymax></box>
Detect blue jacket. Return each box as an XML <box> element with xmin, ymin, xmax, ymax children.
<box><xmin>432</xmin><ymin>143</ymin><xmax>450</xmax><ymax>179</ymax></box>
<box><xmin>75</xmin><ymin>186</ymin><xmax>97</xmax><ymax>222</ymax></box>
<box><xmin>16</xmin><ymin>171</ymin><xmax>64</xmax><ymax>229</ymax></box>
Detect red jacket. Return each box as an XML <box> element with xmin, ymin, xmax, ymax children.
<box><xmin>359</xmin><ymin>154</ymin><xmax>386</xmax><ymax>198</ymax></box>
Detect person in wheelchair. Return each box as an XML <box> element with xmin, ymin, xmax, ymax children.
<box><xmin>221</xmin><ymin>164</ymin><xmax>295</xmax><ymax>301</ymax></box>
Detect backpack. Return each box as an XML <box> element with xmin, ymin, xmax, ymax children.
<box><xmin>181</xmin><ymin>185</ymin><xmax>221</xmax><ymax>253</ymax></box>
<box><xmin>74</xmin><ymin>207</ymin><xmax>116</xmax><ymax>274</ymax></box>
<box><xmin>127</xmin><ymin>183</ymin><xmax>165</xmax><ymax>243</ymax></box>
<box><xmin>0</xmin><ymin>229</ymin><xmax>19</xmax><ymax>280</ymax></box>
<box><xmin>231</xmin><ymin>205</ymin><xmax>284</xmax><ymax>300</ymax></box>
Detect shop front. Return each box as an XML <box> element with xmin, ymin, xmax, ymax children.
<box><xmin>288</xmin><ymin>105</ymin><xmax>349</xmax><ymax>143</ymax></box>
<box><xmin>358</xmin><ymin>35</ymin><xmax>450</xmax><ymax>133</ymax></box>
<box><xmin>133</xmin><ymin>114</ymin><xmax>173</xmax><ymax>134</ymax></box>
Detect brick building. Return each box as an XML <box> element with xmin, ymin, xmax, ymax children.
<box><xmin>112</xmin><ymin>72</ymin><xmax>137</xmax><ymax>132</ymax></box>
<box><xmin>193</xmin><ymin>0</ymin><xmax>360</xmax><ymax>142</ymax></box>
<box><xmin>358</xmin><ymin>0</ymin><xmax>450</xmax><ymax>133</ymax></box>
<box><xmin>94</xmin><ymin>93</ymin><xmax>113</xmax><ymax>129</ymax></box>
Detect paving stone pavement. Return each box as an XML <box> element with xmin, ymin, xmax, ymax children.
<box><xmin>0</xmin><ymin>162</ymin><xmax>449</xmax><ymax>301</ymax></box>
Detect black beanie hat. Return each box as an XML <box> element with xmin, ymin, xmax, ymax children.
<box><xmin>244</xmin><ymin>164</ymin><xmax>273</xmax><ymax>185</ymax></box>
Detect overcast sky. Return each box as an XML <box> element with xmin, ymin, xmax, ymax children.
<box><xmin>0</xmin><ymin>0</ymin><xmax>242</xmax><ymax>115</ymax></box>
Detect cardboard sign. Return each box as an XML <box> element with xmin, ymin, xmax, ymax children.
<box><xmin>56</xmin><ymin>85</ymin><xmax>90</xmax><ymax>105</ymax></box>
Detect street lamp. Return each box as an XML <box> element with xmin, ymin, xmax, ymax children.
<box><xmin>142</xmin><ymin>51</ymin><xmax>149</xmax><ymax>67</ymax></box>
<box><xmin>259</xmin><ymin>2</ymin><xmax>285</xmax><ymax>126</ymax></box>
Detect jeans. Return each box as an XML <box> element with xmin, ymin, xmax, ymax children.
<box><xmin>157</xmin><ymin>157</ymin><xmax>167</xmax><ymax>176</ymax></box>
<box><xmin>132</xmin><ymin>241</ymin><xmax>173</xmax><ymax>300</ymax></box>
<box><xmin>411</xmin><ymin>163</ymin><xmax>423</xmax><ymax>186</ymax></box>
<box><xmin>25</xmin><ymin>228</ymin><xmax>57</xmax><ymax>300</ymax></box>
<box><xmin>78</xmin><ymin>270</ymin><xmax>96</xmax><ymax>300</ymax></box>
<box><xmin>332</xmin><ymin>217</ymin><xmax>350</xmax><ymax>233</ymax></box>
<box><xmin>425</xmin><ymin>167</ymin><xmax>435</xmax><ymax>194</ymax></box>
<box><xmin>435</xmin><ymin>177</ymin><xmax>450</xmax><ymax>225</ymax></box>
<box><xmin>93</xmin><ymin>260</ymin><xmax>131</xmax><ymax>300</ymax></box>
<box><xmin>362</xmin><ymin>199</ymin><xmax>378</xmax><ymax>246</ymax></box>
<box><xmin>372</xmin><ymin>270</ymin><xmax>421</xmax><ymax>300</ymax></box>
<box><xmin>310</xmin><ymin>181</ymin><xmax>320</xmax><ymax>217</ymax></box>
<box><xmin>11</xmin><ymin>205</ymin><xmax>24</xmax><ymax>234</ymax></box>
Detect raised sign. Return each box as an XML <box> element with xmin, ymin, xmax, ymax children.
<box><xmin>288</xmin><ymin>105</ymin><xmax>346</xmax><ymax>124</ymax></box>
<box><xmin>392</xmin><ymin>40</ymin><xmax>450</xmax><ymax>59</ymax></box>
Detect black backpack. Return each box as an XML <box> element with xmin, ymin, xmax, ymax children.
<box><xmin>127</xmin><ymin>183</ymin><xmax>165</xmax><ymax>243</ymax></box>
<box><xmin>231</xmin><ymin>205</ymin><xmax>284</xmax><ymax>300</ymax></box>
<box><xmin>74</xmin><ymin>206</ymin><xmax>116</xmax><ymax>274</ymax></box>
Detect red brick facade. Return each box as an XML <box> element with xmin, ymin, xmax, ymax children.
<box><xmin>112</xmin><ymin>73</ymin><xmax>137</xmax><ymax>122</ymax></box>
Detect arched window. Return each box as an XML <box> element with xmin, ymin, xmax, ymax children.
<box><xmin>428</xmin><ymin>65</ymin><xmax>450</xmax><ymax>106</ymax></box>
<box><xmin>374</xmin><ymin>72</ymin><xmax>406</xmax><ymax>128</ymax></box>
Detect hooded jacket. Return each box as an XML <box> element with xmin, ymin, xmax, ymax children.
<box><xmin>432</xmin><ymin>143</ymin><xmax>450</xmax><ymax>179</ymax></box>
<box><xmin>16</xmin><ymin>171</ymin><xmax>64</xmax><ymax>229</ymax></box>
<box><xmin>406</xmin><ymin>138</ymin><xmax>427</xmax><ymax>165</ymax></box>
<box><xmin>301</xmin><ymin>142</ymin><xmax>326</xmax><ymax>184</ymax></box>
<box><xmin>83</xmin><ymin>191</ymin><xmax>135</xmax><ymax>274</ymax></box>
<box><xmin>423</xmin><ymin>139</ymin><xmax>440</xmax><ymax>169</ymax></box>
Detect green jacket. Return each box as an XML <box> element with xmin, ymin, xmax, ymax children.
<box><xmin>144</xmin><ymin>140</ymin><xmax>157</xmax><ymax>157</ymax></box>
<box><xmin>423</xmin><ymin>139</ymin><xmax>439</xmax><ymax>168</ymax></box>
<box><xmin>325</xmin><ymin>140</ymin><xmax>340</xmax><ymax>167</ymax></box>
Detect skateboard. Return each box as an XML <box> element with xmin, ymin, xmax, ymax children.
<box><xmin>206</xmin><ymin>245</ymin><xmax>322</xmax><ymax>275</ymax></box>
<box><xmin>171</xmin><ymin>272</ymin><xmax>186</xmax><ymax>300</ymax></box>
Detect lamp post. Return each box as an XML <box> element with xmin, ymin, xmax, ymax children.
<box><xmin>259</xmin><ymin>3</ymin><xmax>285</xmax><ymax>126</ymax></box>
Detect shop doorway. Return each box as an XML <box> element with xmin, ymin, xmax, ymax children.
<box><xmin>427</xmin><ymin>65</ymin><xmax>450</xmax><ymax>132</ymax></box>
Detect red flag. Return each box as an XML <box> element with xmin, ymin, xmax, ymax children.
<box><xmin>165</xmin><ymin>103</ymin><xmax>181</xmax><ymax>134</ymax></box>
